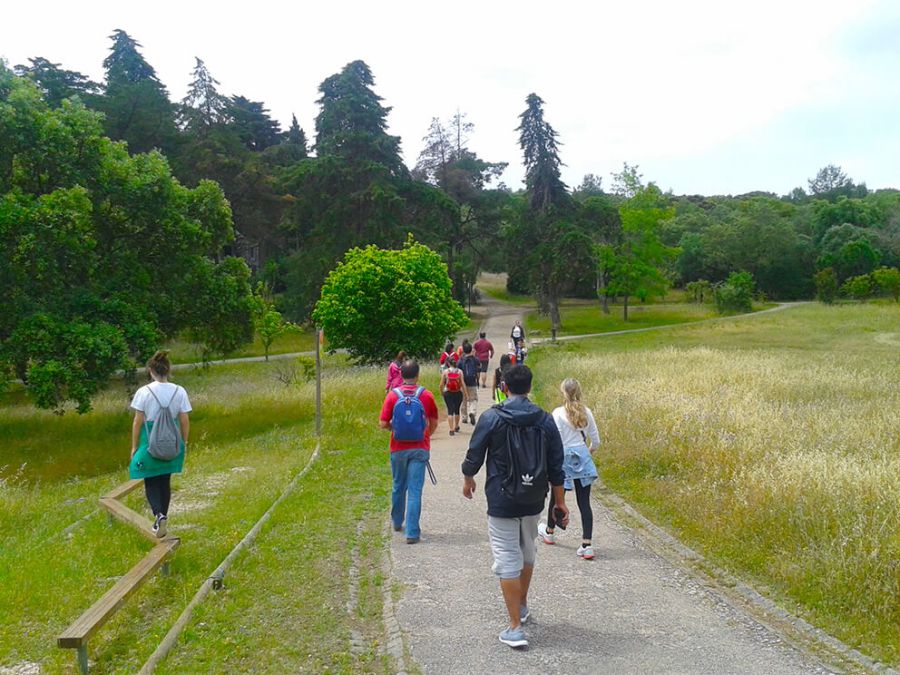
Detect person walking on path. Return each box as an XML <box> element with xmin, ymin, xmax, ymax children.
<box><xmin>385</xmin><ymin>350</ymin><xmax>407</xmax><ymax>392</ymax></box>
<box><xmin>129</xmin><ymin>350</ymin><xmax>192</xmax><ymax>538</ymax></box>
<box><xmin>439</xmin><ymin>342</ymin><xmax>455</xmax><ymax>371</ymax></box>
<box><xmin>461</xmin><ymin>364</ymin><xmax>569</xmax><ymax>649</ymax></box>
<box><xmin>440</xmin><ymin>356</ymin><xmax>467</xmax><ymax>436</ymax></box>
<box><xmin>379</xmin><ymin>360</ymin><xmax>439</xmax><ymax>544</ymax></box>
<box><xmin>459</xmin><ymin>343</ymin><xmax>481</xmax><ymax>426</ymax></box>
<box><xmin>473</xmin><ymin>332</ymin><xmax>494</xmax><ymax>388</ymax></box>
<box><xmin>539</xmin><ymin>378</ymin><xmax>601</xmax><ymax>560</ymax></box>
<box><xmin>510</xmin><ymin>320</ymin><xmax>526</xmax><ymax>350</ymax></box>
<box><xmin>492</xmin><ymin>353</ymin><xmax>512</xmax><ymax>404</ymax></box>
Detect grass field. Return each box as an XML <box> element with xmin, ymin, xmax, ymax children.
<box><xmin>529</xmin><ymin>303</ymin><xmax>900</xmax><ymax>665</ymax></box>
<box><xmin>526</xmin><ymin>301</ymin><xmax>722</xmax><ymax>337</ymax></box>
<box><xmin>0</xmin><ymin>357</ymin><xmax>412</xmax><ymax>672</ymax></box>
<box><xmin>164</xmin><ymin>327</ymin><xmax>318</xmax><ymax>363</ymax></box>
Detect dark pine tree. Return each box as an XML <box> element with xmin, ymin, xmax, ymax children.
<box><xmin>98</xmin><ymin>29</ymin><xmax>177</xmax><ymax>154</ymax></box>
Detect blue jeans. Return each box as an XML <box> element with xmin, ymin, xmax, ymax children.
<box><xmin>390</xmin><ymin>448</ymin><xmax>429</xmax><ymax>539</ymax></box>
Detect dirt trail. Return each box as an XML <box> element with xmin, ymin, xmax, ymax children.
<box><xmin>386</xmin><ymin>294</ymin><xmax>832</xmax><ymax>674</ymax></box>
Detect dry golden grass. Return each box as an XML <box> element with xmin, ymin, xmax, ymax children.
<box><xmin>532</xmin><ymin>303</ymin><xmax>900</xmax><ymax>665</ymax></box>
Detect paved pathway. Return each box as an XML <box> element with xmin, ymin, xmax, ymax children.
<box><xmin>388</xmin><ymin>295</ymin><xmax>832</xmax><ymax>674</ymax></box>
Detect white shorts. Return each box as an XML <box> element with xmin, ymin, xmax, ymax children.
<box><xmin>487</xmin><ymin>513</ymin><xmax>540</xmax><ymax>579</ymax></box>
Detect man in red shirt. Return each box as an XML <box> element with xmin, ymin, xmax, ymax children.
<box><xmin>472</xmin><ymin>332</ymin><xmax>495</xmax><ymax>389</ymax></box>
<box><xmin>379</xmin><ymin>360</ymin><xmax>439</xmax><ymax>543</ymax></box>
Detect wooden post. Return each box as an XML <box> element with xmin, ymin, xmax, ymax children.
<box><xmin>77</xmin><ymin>644</ymin><xmax>88</xmax><ymax>674</ymax></box>
<box><xmin>315</xmin><ymin>329</ymin><xmax>322</xmax><ymax>437</ymax></box>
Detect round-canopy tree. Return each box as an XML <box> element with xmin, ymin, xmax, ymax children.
<box><xmin>313</xmin><ymin>237</ymin><xmax>467</xmax><ymax>364</ymax></box>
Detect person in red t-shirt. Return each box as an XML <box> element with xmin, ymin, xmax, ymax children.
<box><xmin>473</xmin><ymin>332</ymin><xmax>494</xmax><ymax>389</ymax></box>
<box><xmin>379</xmin><ymin>360</ymin><xmax>439</xmax><ymax>543</ymax></box>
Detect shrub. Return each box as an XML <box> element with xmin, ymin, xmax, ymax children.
<box><xmin>841</xmin><ymin>274</ymin><xmax>874</xmax><ymax>300</ymax></box>
<box><xmin>714</xmin><ymin>271</ymin><xmax>755</xmax><ymax>314</ymax></box>
<box><xmin>814</xmin><ymin>267</ymin><xmax>839</xmax><ymax>304</ymax></box>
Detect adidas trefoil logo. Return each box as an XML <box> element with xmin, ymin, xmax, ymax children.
<box><xmin>521</xmin><ymin>473</ymin><xmax>534</xmax><ymax>486</ymax></box>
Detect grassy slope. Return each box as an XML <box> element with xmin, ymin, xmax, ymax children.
<box><xmin>0</xmin><ymin>359</ymin><xmax>410</xmax><ymax>672</ymax></box>
<box><xmin>528</xmin><ymin>303</ymin><xmax>900</xmax><ymax>665</ymax></box>
<box><xmin>526</xmin><ymin>301</ymin><xmax>721</xmax><ymax>337</ymax></box>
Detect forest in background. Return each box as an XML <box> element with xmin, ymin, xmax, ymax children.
<box><xmin>2</xmin><ymin>29</ymin><xmax>899</xmax><ymax>411</ymax></box>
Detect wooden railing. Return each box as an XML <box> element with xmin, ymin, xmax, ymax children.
<box><xmin>57</xmin><ymin>479</ymin><xmax>179</xmax><ymax>674</ymax></box>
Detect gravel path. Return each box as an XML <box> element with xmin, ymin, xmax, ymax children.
<box><xmin>387</xmin><ymin>295</ymin><xmax>833</xmax><ymax>674</ymax></box>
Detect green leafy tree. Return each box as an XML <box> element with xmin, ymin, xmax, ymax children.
<box><xmin>841</xmin><ymin>274</ymin><xmax>873</xmax><ymax>300</ymax></box>
<box><xmin>813</xmin><ymin>268</ymin><xmax>839</xmax><ymax>304</ymax></box>
<box><xmin>817</xmin><ymin>224</ymin><xmax>882</xmax><ymax>281</ymax></box>
<box><xmin>0</xmin><ymin>71</ymin><xmax>252</xmax><ymax>412</ymax></box>
<box><xmin>312</xmin><ymin>238</ymin><xmax>467</xmax><ymax>364</ymax></box>
<box><xmin>714</xmin><ymin>271</ymin><xmax>755</xmax><ymax>314</ymax></box>
<box><xmin>599</xmin><ymin>185</ymin><xmax>678</xmax><ymax>320</ymax></box>
<box><xmin>251</xmin><ymin>282</ymin><xmax>292</xmax><ymax>360</ymax></box>
<box><xmin>610</xmin><ymin>162</ymin><xmax>644</xmax><ymax>199</ymax></box>
<box><xmin>685</xmin><ymin>279</ymin><xmax>713</xmax><ymax>303</ymax></box>
<box><xmin>872</xmin><ymin>266</ymin><xmax>900</xmax><ymax>301</ymax></box>
<box><xmin>97</xmin><ymin>29</ymin><xmax>177</xmax><ymax>155</ymax></box>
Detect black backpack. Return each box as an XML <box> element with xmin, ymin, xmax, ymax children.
<box><xmin>461</xmin><ymin>355</ymin><xmax>479</xmax><ymax>386</ymax></box>
<box><xmin>499</xmin><ymin>417</ymin><xmax>549</xmax><ymax>504</ymax></box>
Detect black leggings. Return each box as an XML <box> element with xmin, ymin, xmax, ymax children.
<box><xmin>443</xmin><ymin>391</ymin><xmax>463</xmax><ymax>415</ymax></box>
<box><xmin>144</xmin><ymin>474</ymin><xmax>172</xmax><ymax>517</ymax></box>
<box><xmin>547</xmin><ymin>480</ymin><xmax>593</xmax><ymax>541</ymax></box>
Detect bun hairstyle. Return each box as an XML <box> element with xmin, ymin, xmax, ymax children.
<box><xmin>561</xmin><ymin>378</ymin><xmax>588</xmax><ymax>429</ymax></box>
<box><xmin>147</xmin><ymin>350</ymin><xmax>172</xmax><ymax>377</ymax></box>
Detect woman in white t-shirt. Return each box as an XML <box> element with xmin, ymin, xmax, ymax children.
<box><xmin>128</xmin><ymin>351</ymin><xmax>192</xmax><ymax>538</ymax></box>
<box><xmin>538</xmin><ymin>378</ymin><xmax>601</xmax><ymax>559</ymax></box>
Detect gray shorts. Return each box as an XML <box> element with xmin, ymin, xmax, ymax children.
<box><xmin>487</xmin><ymin>513</ymin><xmax>540</xmax><ymax>579</ymax></box>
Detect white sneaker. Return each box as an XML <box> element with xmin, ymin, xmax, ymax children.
<box><xmin>537</xmin><ymin>522</ymin><xmax>556</xmax><ymax>545</ymax></box>
<box><xmin>577</xmin><ymin>544</ymin><xmax>594</xmax><ymax>560</ymax></box>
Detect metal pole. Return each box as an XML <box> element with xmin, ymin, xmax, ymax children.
<box><xmin>315</xmin><ymin>329</ymin><xmax>322</xmax><ymax>436</ymax></box>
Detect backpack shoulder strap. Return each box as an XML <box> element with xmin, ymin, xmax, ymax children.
<box><xmin>413</xmin><ymin>386</ymin><xmax>424</xmax><ymax>399</ymax></box>
<box><xmin>392</xmin><ymin>387</ymin><xmax>405</xmax><ymax>399</ymax></box>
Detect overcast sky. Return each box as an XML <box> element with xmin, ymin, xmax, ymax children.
<box><xmin>3</xmin><ymin>0</ymin><xmax>899</xmax><ymax>196</ymax></box>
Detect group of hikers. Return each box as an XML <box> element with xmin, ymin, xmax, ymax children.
<box><xmin>124</xmin><ymin>320</ymin><xmax>594</xmax><ymax>652</ymax></box>
<box><xmin>381</xmin><ymin>323</ymin><xmax>600</xmax><ymax>649</ymax></box>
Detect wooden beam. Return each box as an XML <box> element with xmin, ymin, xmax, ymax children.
<box><xmin>98</xmin><ymin>498</ymin><xmax>158</xmax><ymax>544</ymax></box>
<box><xmin>103</xmin><ymin>479</ymin><xmax>143</xmax><ymax>502</ymax></box>
<box><xmin>58</xmin><ymin>539</ymin><xmax>179</xmax><ymax>648</ymax></box>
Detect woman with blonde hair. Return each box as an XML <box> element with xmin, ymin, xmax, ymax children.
<box><xmin>128</xmin><ymin>351</ymin><xmax>192</xmax><ymax>538</ymax></box>
<box><xmin>538</xmin><ymin>378</ymin><xmax>600</xmax><ymax>559</ymax></box>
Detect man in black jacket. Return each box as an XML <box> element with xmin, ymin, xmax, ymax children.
<box><xmin>461</xmin><ymin>364</ymin><xmax>569</xmax><ymax>649</ymax></box>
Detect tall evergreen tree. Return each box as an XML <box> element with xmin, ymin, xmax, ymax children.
<box><xmin>228</xmin><ymin>96</ymin><xmax>283</xmax><ymax>151</ymax></box>
<box><xmin>287</xmin><ymin>114</ymin><xmax>308</xmax><ymax>156</ymax></box>
<box><xmin>180</xmin><ymin>57</ymin><xmax>229</xmax><ymax>133</ymax></box>
<box><xmin>314</xmin><ymin>60</ymin><xmax>405</xmax><ymax>176</ymax></box>
<box><xmin>508</xmin><ymin>93</ymin><xmax>579</xmax><ymax>330</ymax></box>
<box><xmin>517</xmin><ymin>93</ymin><xmax>568</xmax><ymax>212</ymax></box>
<box><xmin>98</xmin><ymin>29</ymin><xmax>177</xmax><ymax>154</ymax></box>
<box><xmin>13</xmin><ymin>57</ymin><xmax>99</xmax><ymax>107</ymax></box>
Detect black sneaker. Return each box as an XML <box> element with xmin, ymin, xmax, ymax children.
<box><xmin>469</xmin><ymin>413</ymin><xmax>476</xmax><ymax>425</ymax></box>
<box><xmin>152</xmin><ymin>514</ymin><xmax>168</xmax><ymax>538</ymax></box>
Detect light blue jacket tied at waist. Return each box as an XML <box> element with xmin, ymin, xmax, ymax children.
<box><xmin>562</xmin><ymin>443</ymin><xmax>598</xmax><ymax>490</ymax></box>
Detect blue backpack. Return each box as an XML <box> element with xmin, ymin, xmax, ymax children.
<box><xmin>391</xmin><ymin>386</ymin><xmax>427</xmax><ymax>441</ymax></box>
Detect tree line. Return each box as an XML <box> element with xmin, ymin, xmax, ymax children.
<box><xmin>2</xmin><ymin>29</ymin><xmax>898</xmax><ymax>411</ymax></box>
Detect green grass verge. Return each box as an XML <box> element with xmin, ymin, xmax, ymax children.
<box><xmin>164</xmin><ymin>328</ymin><xmax>318</xmax><ymax>363</ymax></box>
<box><xmin>528</xmin><ymin>303</ymin><xmax>900</xmax><ymax>666</ymax></box>
<box><xmin>526</xmin><ymin>301</ymin><xmax>721</xmax><ymax>337</ymax></box>
<box><xmin>0</xmin><ymin>359</ymin><xmax>407</xmax><ymax>672</ymax></box>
